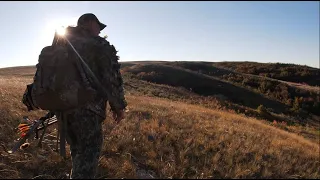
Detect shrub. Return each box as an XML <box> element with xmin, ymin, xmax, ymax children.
<box><xmin>257</xmin><ymin>104</ymin><xmax>268</xmax><ymax>115</ymax></box>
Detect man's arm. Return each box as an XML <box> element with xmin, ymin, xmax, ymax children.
<box><xmin>96</xmin><ymin>40</ymin><xmax>127</xmax><ymax>114</ymax></box>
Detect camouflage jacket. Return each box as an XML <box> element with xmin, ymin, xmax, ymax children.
<box><xmin>52</xmin><ymin>26</ymin><xmax>127</xmax><ymax>119</ymax></box>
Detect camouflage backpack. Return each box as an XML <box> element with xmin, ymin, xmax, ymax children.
<box><xmin>30</xmin><ymin>32</ymin><xmax>99</xmax><ymax>111</ymax></box>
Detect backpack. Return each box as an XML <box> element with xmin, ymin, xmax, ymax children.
<box><xmin>22</xmin><ymin>83</ymin><xmax>39</xmax><ymax>111</ymax></box>
<box><xmin>30</xmin><ymin>32</ymin><xmax>98</xmax><ymax>111</ymax></box>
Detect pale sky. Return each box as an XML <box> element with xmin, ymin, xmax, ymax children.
<box><xmin>0</xmin><ymin>1</ymin><xmax>319</xmax><ymax>68</ymax></box>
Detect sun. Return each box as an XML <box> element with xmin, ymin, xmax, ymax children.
<box><xmin>40</xmin><ymin>17</ymin><xmax>77</xmax><ymax>47</ymax></box>
<box><xmin>46</xmin><ymin>17</ymin><xmax>77</xmax><ymax>36</ymax></box>
<box><xmin>56</xmin><ymin>26</ymin><xmax>66</xmax><ymax>36</ymax></box>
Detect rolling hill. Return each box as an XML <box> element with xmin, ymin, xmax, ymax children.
<box><xmin>0</xmin><ymin>61</ymin><xmax>319</xmax><ymax>179</ymax></box>
<box><xmin>213</xmin><ymin>61</ymin><xmax>320</xmax><ymax>86</ymax></box>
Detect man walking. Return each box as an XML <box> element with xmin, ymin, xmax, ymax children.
<box><xmin>51</xmin><ymin>13</ymin><xmax>127</xmax><ymax>179</ymax></box>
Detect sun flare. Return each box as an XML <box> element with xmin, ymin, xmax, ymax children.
<box><xmin>46</xmin><ymin>17</ymin><xmax>77</xmax><ymax>37</ymax></box>
<box><xmin>40</xmin><ymin>17</ymin><xmax>77</xmax><ymax>46</ymax></box>
<box><xmin>56</xmin><ymin>26</ymin><xmax>66</xmax><ymax>36</ymax></box>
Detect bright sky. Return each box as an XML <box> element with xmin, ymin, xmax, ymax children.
<box><xmin>0</xmin><ymin>1</ymin><xmax>319</xmax><ymax>68</ymax></box>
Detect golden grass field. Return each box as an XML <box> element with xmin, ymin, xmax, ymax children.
<box><xmin>0</xmin><ymin>68</ymin><xmax>319</xmax><ymax>179</ymax></box>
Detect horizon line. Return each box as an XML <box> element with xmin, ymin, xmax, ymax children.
<box><xmin>0</xmin><ymin>60</ymin><xmax>318</xmax><ymax>69</ymax></box>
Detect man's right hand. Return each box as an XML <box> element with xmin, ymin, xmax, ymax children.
<box><xmin>112</xmin><ymin>109</ymin><xmax>125</xmax><ymax>124</ymax></box>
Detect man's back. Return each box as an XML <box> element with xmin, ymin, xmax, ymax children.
<box><xmin>60</xmin><ymin>26</ymin><xmax>127</xmax><ymax>118</ymax></box>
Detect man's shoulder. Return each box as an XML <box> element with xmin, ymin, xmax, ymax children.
<box><xmin>93</xmin><ymin>36</ymin><xmax>112</xmax><ymax>47</ymax></box>
<box><xmin>72</xmin><ymin>36</ymin><xmax>112</xmax><ymax>51</ymax></box>
<box><xmin>65</xmin><ymin>27</ymin><xmax>111</xmax><ymax>47</ymax></box>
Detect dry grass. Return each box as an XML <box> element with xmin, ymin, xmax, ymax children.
<box><xmin>283</xmin><ymin>81</ymin><xmax>320</xmax><ymax>93</ymax></box>
<box><xmin>0</xmin><ymin>75</ymin><xmax>319</xmax><ymax>179</ymax></box>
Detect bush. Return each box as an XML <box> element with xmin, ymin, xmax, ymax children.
<box><xmin>291</xmin><ymin>97</ymin><xmax>301</xmax><ymax>113</ymax></box>
<box><xmin>257</xmin><ymin>105</ymin><xmax>268</xmax><ymax>115</ymax></box>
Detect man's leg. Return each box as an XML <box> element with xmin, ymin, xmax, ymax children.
<box><xmin>65</xmin><ymin>109</ymin><xmax>104</xmax><ymax>179</ymax></box>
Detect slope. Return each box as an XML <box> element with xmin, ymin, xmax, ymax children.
<box><xmin>0</xmin><ymin>66</ymin><xmax>319</xmax><ymax>179</ymax></box>
<box><xmin>122</xmin><ymin>62</ymin><xmax>319</xmax><ymax>129</ymax></box>
<box><xmin>213</xmin><ymin>61</ymin><xmax>320</xmax><ymax>86</ymax></box>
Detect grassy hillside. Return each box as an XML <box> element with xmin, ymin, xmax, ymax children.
<box><xmin>126</xmin><ymin>64</ymin><xmax>288</xmax><ymax>110</ymax></box>
<box><xmin>213</xmin><ymin>61</ymin><xmax>320</xmax><ymax>86</ymax></box>
<box><xmin>0</xmin><ymin>63</ymin><xmax>319</xmax><ymax>179</ymax></box>
<box><xmin>122</xmin><ymin>71</ymin><xmax>320</xmax><ymax>142</ymax></box>
<box><xmin>122</xmin><ymin>62</ymin><xmax>319</xmax><ymax>128</ymax></box>
<box><xmin>163</xmin><ymin>61</ymin><xmax>320</xmax><ymax>116</ymax></box>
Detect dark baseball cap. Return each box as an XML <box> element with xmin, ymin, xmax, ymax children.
<box><xmin>77</xmin><ymin>13</ymin><xmax>107</xmax><ymax>30</ymax></box>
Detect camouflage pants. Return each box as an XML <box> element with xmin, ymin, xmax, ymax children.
<box><xmin>60</xmin><ymin>109</ymin><xmax>105</xmax><ymax>179</ymax></box>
